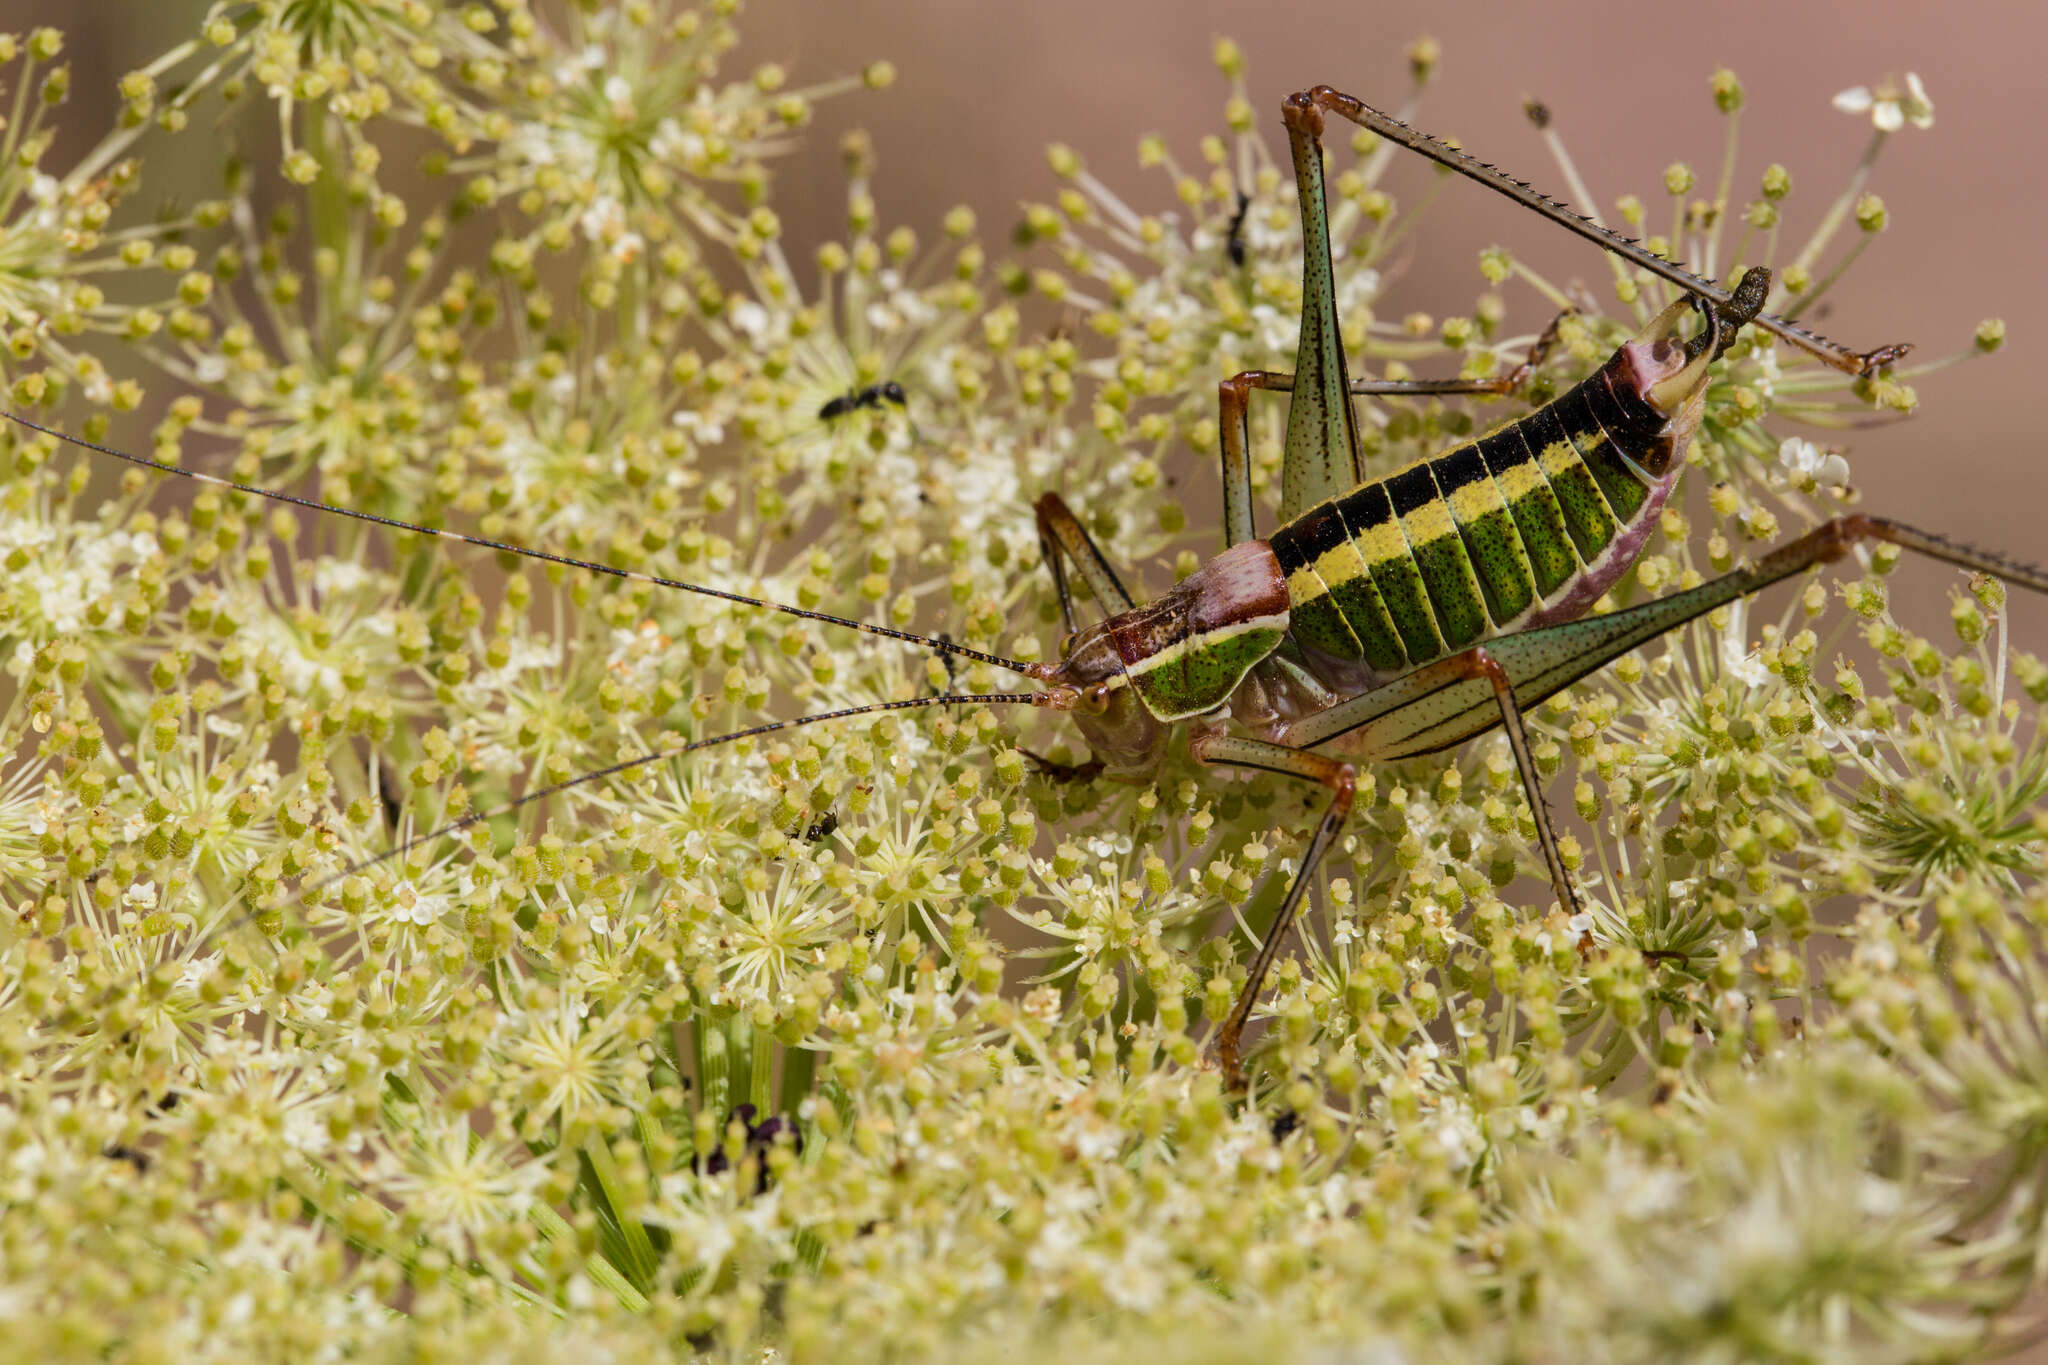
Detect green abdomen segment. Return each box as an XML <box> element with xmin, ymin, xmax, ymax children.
<box><xmin>1432</xmin><ymin>444</ymin><xmax>1536</xmax><ymax>625</ymax></box>
<box><xmin>1476</xmin><ymin>424</ymin><xmax>1577</xmax><ymax>601</ymax></box>
<box><xmin>1268</xmin><ymin>503</ymin><xmax>1409</xmax><ymax>672</ymax></box>
<box><xmin>1556</xmin><ymin>385</ymin><xmax>1651</xmax><ymax>523</ymax></box>
<box><xmin>1271</xmin><ymin>372</ymin><xmax>1660</xmax><ymax>672</ymax></box>
<box><xmin>1517</xmin><ymin>402</ymin><xmax>1620</xmax><ymax>561</ymax></box>
<box><xmin>1337</xmin><ymin>483</ymin><xmax>1446</xmax><ymax>663</ymax></box>
<box><xmin>1386</xmin><ymin>465</ymin><xmax>1490</xmax><ymax>650</ymax></box>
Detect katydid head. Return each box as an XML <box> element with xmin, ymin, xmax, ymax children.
<box><xmin>1038</xmin><ymin>647</ymin><xmax>1167</xmax><ymax>775</ymax></box>
<box><xmin>1039</xmin><ymin>541</ymin><xmax>1290</xmax><ymax>771</ymax></box>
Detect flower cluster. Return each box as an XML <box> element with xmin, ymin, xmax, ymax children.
<box><xmin>0</xmin><ymin>11</ymin><xmax>2041</xmax><ymax>1362</ymax></box>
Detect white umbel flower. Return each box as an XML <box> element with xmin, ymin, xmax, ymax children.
<box><xmin>1832</xmin><ymin>73</ymin><xmax>1933</xmax><ymax>132</ymax></box>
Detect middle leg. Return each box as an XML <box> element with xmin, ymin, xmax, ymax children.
<box><xmin>1448</xmin><ymin>645</ymin><xmax>1580</xmax><ymax>920</ymax></box>
<box><xmin>1195</xmin><ymin>641</ymin><xmax>1585</xmax><ymax>1088</ymax></box>
<box><xmin>1188</xmin><ymin>732</ymin><xmax>1356</xmax><ymax>1091</ymax></box>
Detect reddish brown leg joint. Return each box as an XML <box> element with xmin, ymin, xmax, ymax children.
<box><xmin>1450</xmin><ymin>645</ymin><xmax>1511</xmax><ymax>688</ymax></box>
<box><xmin>1281</xmin><ymin>89</ymin><xmax>1326</xmax><ymax>139</ymax></box>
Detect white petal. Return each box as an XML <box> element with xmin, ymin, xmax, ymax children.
<box><xmin>1873</xmin><ymin>101</ymin><xmax>1904</xmax><ymax>133</ymax></box>
<box><xmin>1902</xmin><ymin>71</ymin><xmax>1934</xmax><ymax>127</ymax></box>
<box><xmin>1777</xmin><ymin>435</ymin><xmax>1818</xmax><ymax>473</ymax></box>
<box><xmin>1832</xmin><ymin>86</ymin><xmax>1874</xmax><ymax>114</ymax></box>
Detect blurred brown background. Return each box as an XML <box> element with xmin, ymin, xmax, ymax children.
<box><xmin>49</xmin><ymin>0</ymin><xmax>2048</xmax><ymax>637</ymax></box>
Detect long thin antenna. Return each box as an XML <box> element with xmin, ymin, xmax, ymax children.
<box><xmin>318</xmin><ymin>691</ymin><xmax>1047</xmax><ymax>891</ymax></box>
<box><xmin>3</xmin><ymin>412</ymin><xmax>1048</xmax><ymax>679</ymax></box>
<box><xmin>190</xmin><ymin>690</ymin><xmax>1046</xmax><ymax>953</ymax></box>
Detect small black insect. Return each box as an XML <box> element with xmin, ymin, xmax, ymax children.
<box><xmin>817</xmin><ymin>381</ymin><xmax>907</xmax><ymax>421</ymax></box>
<box><xmin>104</xmin><ymin>1143</ymin><xmax>150</xmax><ymax>1174</ymax></box>
<box><xmin>697</xmin><ymin>1103</ymin><xmax>804</xmax><ymax>1194</ymax></box>
<box><xmin>786</xmin><ymin>809</ymin><xmax>838</xmax><ymax>843</ymax></box>
<box><xmin>1268</xmin><ymin>1108</ymin><xmax>1301</xmax><ymax>1143</ymax></box>
<box><xmin>1225</xmin><ymin>189</ymin><xmax>1252</xmax><ymax>267</ymax></box>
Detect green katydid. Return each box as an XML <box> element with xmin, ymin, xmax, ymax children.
<box><xmin>9</xmin><ymin>86</ymin><xmax>2042</xmax><ymax>1093</ymax></box>
<box><xmin>1024</xmin><ymin>88</ymin><xmax>2045</xmax><ymax>1085</ymax></box>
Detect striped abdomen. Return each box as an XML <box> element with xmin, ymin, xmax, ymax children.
<box><xmin>1270</xmin><ymin>358</ymin><xmax>1680</xmax><ymax>677</ymax></box>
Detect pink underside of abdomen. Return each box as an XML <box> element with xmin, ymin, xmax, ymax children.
<box><xmin>1523</xmin><ymin>462</ymin><xmax>1683</xmax><ymax>628</ymax></box>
